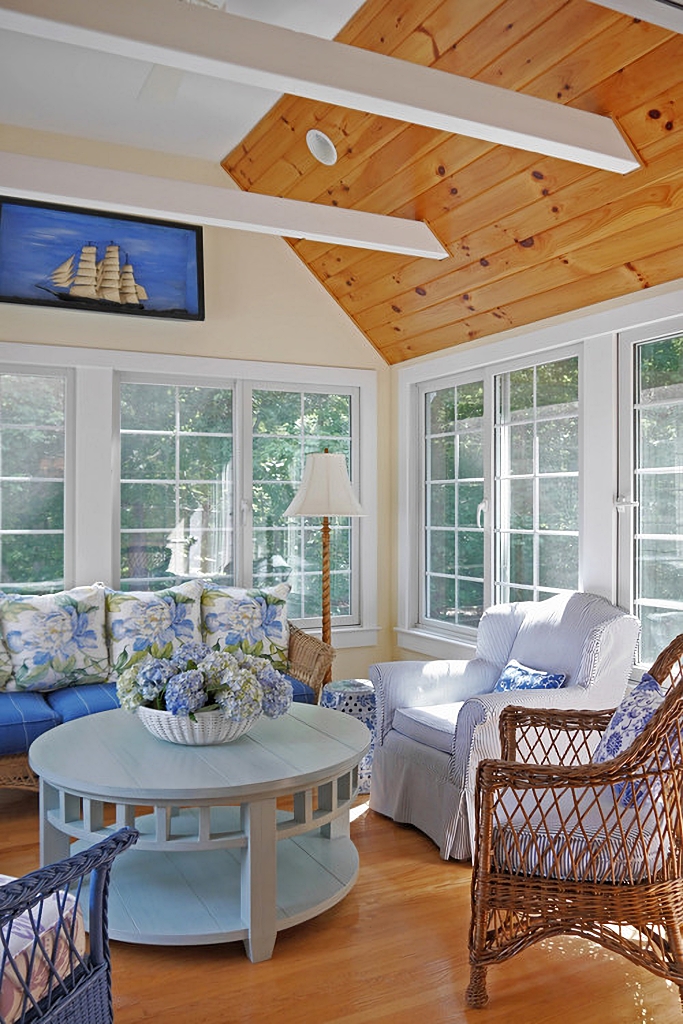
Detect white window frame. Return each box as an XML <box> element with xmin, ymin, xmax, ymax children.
<box><xmin>617</xmin><ymin>313</ymin><xmax>683</xmax><ymax>663</ymax></box>
<box><xmin>417</xmin><ymin>370</ymin><xmax>491</xmax><ymax>639</ymax></box>
<box><xmin>492</xmin><ymin>351</ymin><xmax>581</xmax><ymax>605</ymax></box>
<box><xmin>396</xmin><ymin>292</ymin><xmax>655</xmax><ymax>659</ymax></box>
<box><xmin>0</xmin><ymin>342</ymin><xmax>378</xmax><ymax>649</ymax></box>
<box><xmin>239</xmin><ymin>378</ymin><xmax>363</xmax><ymax>626</ymax></box>
<box><xmin>411</xmin><ymin>347</ymin><xmax>583</xmax><ymax>649</ymax></box>
<box><xmin>0</xmin><ymin>363</ymin><xmax>73</xmax><ymax>589</ymax></box>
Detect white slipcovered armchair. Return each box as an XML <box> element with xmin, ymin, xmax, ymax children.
<box><xmin>368</xmin><ymin>591</ymin><xmax>640</xmax><ymax>862</ymax></box>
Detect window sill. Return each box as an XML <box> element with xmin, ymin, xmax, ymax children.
<box><xmin>294</xmin><ymin>625</ymin><xmax>380</xmax><ymax>649</ymax></box>
<box><xmin>394</xmin><ymin>627</ymin><xmax>477</xmax><ymax>661</ymax></box>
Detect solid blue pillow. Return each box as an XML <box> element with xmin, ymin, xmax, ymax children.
<box><xmin>494</xmin><ymin>658</ymin><xmax>566</xmax><ymax>692</ymax></box>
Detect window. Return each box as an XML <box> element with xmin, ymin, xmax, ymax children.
<box><xmin>494</xmin><ymin>357</ymin><xmax>579</xmax><ymax>603</ymax></box>
<box><xmin>416</xmin><ymin>353</ymin><xmax>579</xmax><ymax>638</ymax></box>
<box><xmin>120</xmin><ymin>382</ymin><xmax>234</xmax><ymax>590</ymax></box>
<box><xmin>623</xmin><ymin>332</ymin><xmax>683</xmax><ymax>664</ymax></box>
<box><xmin>118</xmin><ymin>375</ymin><xmax>363</xmax><ymax>627</ymax></box>
<box><xmin>423</xmin><ymin>380</ymin><xmax>485</xmax><ymax>628</ymax></box>
<box><xmin>252</xmin><ymin>388</ymin><xmax>357</xmax><ymax>623</ymax></box>
<box><xmin>0</xmin><ymin>345</ymin><xmax>375</xmax><ymax>645</ymax></box>
<box><xmin>0</xmin><ymin>371</ymin><xmax>66</xmax><ymax>591</ymax></box>
<box><xmin>402</xmin><ymin>291</ymin><xmax>683</xmax><ymax>662</ymax></box>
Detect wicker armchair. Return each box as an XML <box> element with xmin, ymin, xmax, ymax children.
<box><xmin>467</xmin><ymin>634</ymin><xmax>683</xmax><ymax>1010</ymax></box>
<box><xmin>0</xmin><ymin>827</ymin><xmax>138</xmax><ymax>1024</ymax></box>
<box><xmin>287</xmin><ymin>623</ymin><xmax>335</xmax><ymax>702</ymax></box>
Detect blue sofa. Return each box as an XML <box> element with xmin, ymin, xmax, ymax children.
<box><xmin>0</xmin><ymin>581</ymin><xmax>334</xmax><ymax>791</ymax></box>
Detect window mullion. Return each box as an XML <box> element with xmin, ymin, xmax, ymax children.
<box><xmin>235</xmin><ymin>378</ymin><xmax>252</xmax><ymax>588</ymax></box>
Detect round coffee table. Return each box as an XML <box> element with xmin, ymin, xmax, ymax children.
<box><xmin>29</xmin><ymin>704</ymin><xmax>370</xmax><ymax>962</ymax></box>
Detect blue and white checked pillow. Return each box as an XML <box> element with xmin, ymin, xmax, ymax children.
<box><xmin>494</xmin><ymin>659</ymin><xmax>566</xmax><ymax>692</ymax></box>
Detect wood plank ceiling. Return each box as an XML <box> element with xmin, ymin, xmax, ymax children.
<box><xmin>222</xmin><ymin>0</ymin><xmax>683</xmax><ymax>365</ymax></box>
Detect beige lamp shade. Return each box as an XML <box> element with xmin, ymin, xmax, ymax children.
<box><xmin>284</xmin><ymin>453</ymin><xmax>364</xmax><ymax>518</ymax></box>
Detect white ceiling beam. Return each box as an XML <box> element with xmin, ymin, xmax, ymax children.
<box><xmin>588</xmin><ymin>0</ymin><xmax>683</xmax><ymax>33</ymax></box>
<box><xmin>0</xmin><ymin>152</ymin><xmax>448</xmax><ymax>259</ymax></box>
<box><xmin>0</xmin><ymin>0</ymin><xmax>641</xmax><ymax>174</ymax></box>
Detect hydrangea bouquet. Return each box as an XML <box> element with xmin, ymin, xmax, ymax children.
<box><xmin>116</xmin><ymin>641</ymin><xmax>293</xmax><ymax>725</ymax></box>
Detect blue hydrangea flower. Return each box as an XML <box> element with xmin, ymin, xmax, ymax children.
<box><xmin>164</xmin><ymin>669</ymin><xmax>207</xmax><ymax>715</ymax></box>
<box><xmin>136</xmin><ymin>658</ymin><xmax>175</xmax><ymax>702</ymax></box>
<box><xmin>259</xmin><ymin>662</ymin><xmax>293</xmax><ymax>718</ymax></box>
<box><xmin>171</xmin><ymin>641</ymin><xmax>213</xmax><ymax>670</ymax></box>
<box><xmin>116</xmin><ymin>644</ymin><xmax>292</xmax><ymax>723</ymax></box>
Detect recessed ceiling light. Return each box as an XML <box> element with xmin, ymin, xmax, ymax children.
<box><xmin>306</xmin><ymin>129</ymin><xmax>338</xmax><ymax>166</ymax></box>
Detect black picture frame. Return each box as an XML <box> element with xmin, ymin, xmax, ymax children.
<box><xmin>0</xmin><ymin>196</ymin><xmax>204</xmax><ymax>321</ymax></box>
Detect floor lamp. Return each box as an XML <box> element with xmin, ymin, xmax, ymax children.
<box><xmin>284</xmin><ymin>452</ymin><xmax>364</xmax><ymax>683</ymax></box>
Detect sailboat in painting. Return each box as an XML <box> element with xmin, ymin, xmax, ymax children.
<box><xmin>46</xmin><ymin>243</ymin><xmax>148</xmax><ymax>308</ymax></box>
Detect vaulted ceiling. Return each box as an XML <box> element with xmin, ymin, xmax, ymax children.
<box><xmin>222</xmin><ymin>0</ymin><xmax>683</xmax><ymax>365</ymax></box>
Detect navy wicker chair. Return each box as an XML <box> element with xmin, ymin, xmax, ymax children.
<box><xmin>0</xmin><ymin>827</ymin><xmax>138</xmax><ymax>1024</ymax></box>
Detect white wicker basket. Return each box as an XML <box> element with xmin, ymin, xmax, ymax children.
<box><xmin>136</xmin><ymin>706</ymin><xmax>259</xmax><ymax>745</ymax></box>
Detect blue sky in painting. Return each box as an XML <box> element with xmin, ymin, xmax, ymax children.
<box><xmin>0</xmin><ymin>201</ymin><xmax>201</xmax><ymax>315</ymax></box>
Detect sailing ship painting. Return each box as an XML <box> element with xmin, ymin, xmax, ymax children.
<box><xmin>46</xmin><ymin>243</ymin><xmax>149</xmax><ymax>309</ymax></box>
<box><xmin>0</xmin><ymin>198</ymin><xmax>204</xmax><ymax>320</ymax></box>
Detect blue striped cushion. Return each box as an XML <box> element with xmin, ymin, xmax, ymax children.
<box><xmin>283</xmin><ymin>674</ymin><xmax>316</xmax><ymax>705</ymax></box>
<box><xmin>492</xmin><ymin>788</ymin><xmax>663</xmax><ymax>883</ymax></box>
<box><xmin>0</xmin><ymin>692</ymin><xmax>60</xmax><ymax>756</ymax></box>
<box><xmin>44</xmin><ymin>682</ymin><xmax>119</xmax><ymax>722</ymax></box>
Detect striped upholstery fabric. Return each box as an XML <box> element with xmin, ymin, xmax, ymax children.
<box><xmin>282</xmin><ymin>673</ymin><xmax>316</xmax><ymax>705</ymax></box>
<box><xmin>44</xmin><ymin>682</ymin><xmax>120</xmax><ymax>722</ymax></box>
<box><xmin>0</xmin><ymin>692</ymin><xmax>60</xmax><ymax>756</ymax></box>
<box><xmin>491</xmin><ymin>787</ymin><xmax>664</xmax><ymax>884</ymax></box>
<box><xmin>370</xmin><ymin>592</ymin><xmax>640</xmax><ymax>863</ymax></box>
<box><xmin>393</xmin><ymin>702</ymin><xmax>466</xmax><ymax>754</ymax></box>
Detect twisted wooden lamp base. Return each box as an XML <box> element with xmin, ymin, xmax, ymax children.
<box><xmin>321</xmin><ymin>516</ymin><xmax>332</xmax><ymax>684</ymax></box>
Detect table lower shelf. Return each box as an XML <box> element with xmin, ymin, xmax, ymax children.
<box><xmin>79</xmin><ymin>827</ymin><xmax>359</xmax><ymax>948</ymax></box>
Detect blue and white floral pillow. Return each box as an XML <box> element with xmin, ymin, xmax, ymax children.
<box><xmin>106</xmin><ymin>580</ymin><xmax>203</xmax><ymax>678</ymax></box>
<box><xmin>494</xmin><ymin>659</ymin><xmax>566</xmax><ymax>692</ymax></box>
<box><xmin>593</xmin><ymin>673</ymin><xmax>665</xmax><ymax>764</ymax></box>
<box><xmin>0</xmin><ymin>585</ymin><xmax>109</xmax><ymax>692</ymax></box>
<box><xmin>201</xmin><ymin>583</ymin><xmax>290</xmax><ymax>672</ymax></box>
<box><xmin>0</xmin><ymin>629</ymin><xmax>14</xmax><ymax>690</ymax></box>
<box><xmin>592</xmin><ymin>672</ymin><xmax>666</xmax><ymax>807</ymax></box>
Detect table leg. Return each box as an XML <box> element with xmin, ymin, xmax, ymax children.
<box><xmin>39</xmin><ymin>780</ymin><xmax>71</xmax><ymax>866</ymax></box>
<box><xmin>322</xmin><ymin>807</ymin><xmax>350</xmax><ymax>840</ymax></box>
<box><xmin>240</xmin><ymin>797</ymin><xmax>277</xmax><ymax>962</ymax></box>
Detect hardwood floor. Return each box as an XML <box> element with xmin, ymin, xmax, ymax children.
<box><xmin>1</xmin><ymin>790</ymin><xmax>682</xmax><ymax>1023</ymax></box>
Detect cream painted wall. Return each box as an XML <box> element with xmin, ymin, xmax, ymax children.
<box><xmin>0</xmin><ymin>125</ymin><xmax>395</xmax><ymax>678</ymax></box>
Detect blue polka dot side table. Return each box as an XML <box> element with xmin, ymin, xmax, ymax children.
<box><xmin>320</xmin><ymin>679</ymin><xmax>376</xmax><ymax>794</ymax></box>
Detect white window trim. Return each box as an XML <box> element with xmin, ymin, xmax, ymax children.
<box><xmin>0</xmin><ymin>362</ymin><xmax>72</xmax><ymax>588</ymax></box>
<box><xmin>411</xmin><ymin>346</ymin><xmax>583</xmax><ymax>644</ymax></box>
<box><xmin>617</xmin><ymin>313</ymin><xmax>683</xmax><ymax>661</ymax></box>
<box><xmin>0</xmin><ymin>341</ymin><xmax>379</xmax><ymax>647</ymax></box>
<box><xmin>416</xmin><ymin>368</ymin><xmax>490</xmax><ymax>644</ymax></box>
<box><xmin>492</xmin><ymin>346</ymin><xmax>582</xmax><ymax>603</ymax></box>
<box><xmin>397</xmin><ymin>278</ymin><xmax>683</xmax><ymax>659</ymax></box>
